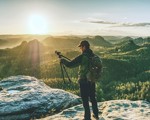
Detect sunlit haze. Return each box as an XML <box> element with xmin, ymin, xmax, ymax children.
<box><xmin>28</xmin><ymin>14</ymin><xmax>49</xmax><ymax>34</ymax></box>
<box><xmin>0</xmin><ymin>0</ymin><xmax>150</xmax><ymax>36</ymax></box>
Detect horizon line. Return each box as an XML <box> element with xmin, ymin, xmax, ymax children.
<box><xmin>0</xmin><ymin>34</ymin><xmax>149</xmax><ymax>37</ymax></box>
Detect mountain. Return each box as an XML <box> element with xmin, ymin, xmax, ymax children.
<box><xmin>42</xmin><ymin>36</ymin><xmax>82</xmax><ymax>49</ymax></box>
<box><xmin>134</xmin><ymin>37</ymin><xmax>150</xmax><ymax>45</ymax></box>
<box><xmin>0</xmin><ymin>38</ymin><xmax>24</xmax><ymax>49</ymax></box>
<box><xmin>116</xmin><ymin>36</ymin><xmax>133</xmax><ymax>46</ymax></box>
<box><xmin>116</xmin><ymin>40</ymin><xmax>140</xmax><ymax>52</ymax></box>
<box><xmin>91</xmin><ymin>36</ymin><xmax>112</xmax><ymax>47</ymax></box>
<box><xmin>115</xmin><ymin>36</ymin><xmax>150</xmax><ymax>46</ymax></box>
<box><xmin>127</xmin><ymin>43</ymin><xmax>150</xmax><ymax>57</ymax></box>
<box><xmin>0</xmin><ymin>35</ymin><xmax>49</xmax><ymax>49</ymax></box>
<box><xmin>133</xmin><ymin>37</ymin><xmax>145</xmax><ymax>45</ymax></box>
<box><xmin>42</xmin><ymin>36</ymin><xmax>112</xmax><ymax>49</ymax></box>
<box><xmin>145</xmin><ymin>37</ymin><xmax>150</xmax><ymax>43</ymax></box>
<box><xmin>9</xmin><ymin>39</ymin><xmax>49</xmax><ymax>55</ymax></box>
<box><xmin>121</xmin><ymin>36</ymin><xmax>133</xmax><ymax>41</ymax></box>
<box><xmin>103</xmin><ymin>36</ymin><xmax>123</xmax><ymax>44</ymax></box>
<box><xmin>0</xmin><ymin>40</ymin><xmax>52</xmax><ymax>78</ymax></box>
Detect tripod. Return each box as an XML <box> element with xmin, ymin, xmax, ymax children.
<box><xmin>55</xmin><ymin>51</ymin><xmax>72</xmax><ymax>83</ymax></box>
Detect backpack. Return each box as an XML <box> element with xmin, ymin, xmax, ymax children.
<box><xmin>86</xmin><ymin>54</ymin><xmax>102</xmax><ymax>82</ymax></box>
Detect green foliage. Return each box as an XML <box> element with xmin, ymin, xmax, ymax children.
<box><xmin>43</xmin><ymin>78</ymin><xmax>80</xmax><ymax>96</ymax></box>
<box><xmin>96</xmin><ymin>82</ymin><xmax>105</xmax><ymax>101</ymax></box>
<box><xmin>0</xmin><ymin>35</ymin><xmax>150</xmax><ymax>102</ymax></box>
<box><xmin>113</xmin><ymin>81</ymin><xmax>150</xmax><ymax>101</ymax></box>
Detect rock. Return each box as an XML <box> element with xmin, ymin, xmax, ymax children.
<box><xmin>0</xmin><ymin>76</ymin><xmax>81</xmax><ymax>120</ymax></box>
<box><xmin>39</xmin><ymin>100</ymin><xmax>150</xmax><ymax>120</ymax></box>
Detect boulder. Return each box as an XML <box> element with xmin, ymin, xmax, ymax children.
<box><xmin>0</xmin><ymin>76</ymin><xmax>81</xmax><ymax>120</ymax></box>
<box><xmin>39</xmin><ymin>100</ymin><xmax>150</xmax><ymax>120</ymax></box>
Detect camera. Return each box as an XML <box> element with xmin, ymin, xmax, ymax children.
<box><xmin>55</xmin><ymin>51</ymin><xmax>62</xmax><ymax>58</ymax></box>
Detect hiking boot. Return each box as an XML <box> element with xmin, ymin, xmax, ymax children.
<box><xmin>93</xmin><ymin>114</ymin><xmax>99</xmax><ymax>120</ymax></box>
<box><xmin>82</xmin><ymin>118</ymin><xmax>91</xmax><ymax>120</ymax></box>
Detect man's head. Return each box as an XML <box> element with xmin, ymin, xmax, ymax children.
<box><xmin>78</xmin><ymin>40</ymin><xmax>90</xmax><ymax>52</ymax></box>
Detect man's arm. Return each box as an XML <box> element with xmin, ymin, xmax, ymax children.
<box><xmin>60</xmin><ymin>55</ymin><xmax>82</xmax><ymax>68</ymax></box>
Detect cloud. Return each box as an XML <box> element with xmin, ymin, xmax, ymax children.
<box><xmin>82</xmin><ymin>19</ymin><xmax>150</xmax><ymax>27</ymax></box>
<box><xmin>120</xmin><ymin>23</ymin><xmax>150</xmax><ymax>27</ymax></box>
<box><xmin>87</xmin><ymin>20</ymin><xmax>116</xmax><ymax>25</ymax></box>
<box><xmin>81</xmin><ymin>19</ymin><xmax>116</xmax><ymax>25</ymax></box>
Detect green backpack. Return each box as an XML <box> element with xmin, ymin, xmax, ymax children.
<box><xmin>86</xmin><ymin>54</ymin><xmax>102</xmax><ymax>82</ymax></box>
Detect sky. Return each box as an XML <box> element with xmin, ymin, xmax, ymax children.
<box><xmin>0</xmin><ymin>0</ymin><xmax>150</xmax><ymax>36</ymax></box>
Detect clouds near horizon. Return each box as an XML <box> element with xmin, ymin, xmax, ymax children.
<box><xmin>82</xmin><ymin>19</ymin><xmax>150</xmax><ymax>27</ymax></box>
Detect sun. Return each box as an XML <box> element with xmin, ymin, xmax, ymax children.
<box><xmin>28</xmin><ymin>14</ymin><xmax>49</xmax><ymax>34</ymax></box>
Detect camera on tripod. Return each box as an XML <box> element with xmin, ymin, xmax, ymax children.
<box><xmin>55</xmin><ymin>51</ymin><xmax>62</xmax><ymax>58</ymax></box>
<box><xmin>55</xmin><ymin>51</ymin><xmax>71</xmax><ymax>83</ymax></box>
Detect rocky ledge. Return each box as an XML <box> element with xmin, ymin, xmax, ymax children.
<box><xmin>0</xmin><ymin>76</ymin><xmax>81</xmax><ymax>120</ymax></box>
<box><xmin>39</xmin><ymin>100</ymin><xmax>150</xmax><ymax>120</ymax></box>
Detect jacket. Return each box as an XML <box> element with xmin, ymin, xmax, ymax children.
<box><xmin>61</xmin><ymin>49</ymin><xmax>94</xmax><ymax>82</ymax></box>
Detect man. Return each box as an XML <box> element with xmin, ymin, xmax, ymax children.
<box><xmin>60</xmin><ymin>40</ymin><xmax>99</xmax><ymax>120</ymax></box>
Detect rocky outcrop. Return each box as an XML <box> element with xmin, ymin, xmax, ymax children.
<box><xmin>39</xmin><ymin>100</ymin><xmax>150</xmax><ymax>120</ymax></box>
<box><xmin>0</xmin><ymin>76</ymin><xmax>81</xmax><ymax>120</ymax></box>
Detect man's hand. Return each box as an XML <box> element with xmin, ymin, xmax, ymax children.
<box><xmin>60</xmin><ymin>58</ymin><xmax>65</xmax><ymax>64</ymax></box>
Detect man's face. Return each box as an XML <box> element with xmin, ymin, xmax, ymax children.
<box><xmin>80</xmin><ymin>46</ymin><xmax>86</xmax><ymax>52</ymax></box>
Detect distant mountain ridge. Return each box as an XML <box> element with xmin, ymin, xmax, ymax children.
<box><xmin>42</xmin><ymin>35</ymin><xmax>112</xmax><ymax>48</ymax></box>
<box><xmin>116</xmin><ymin>40</ymin><xmax>140</xmax><ymax>52</ymax></box>
<box><xmin>0</xmin><ymin>35</ymin><xmax>49</xmax><ymax>49</ymax></box>
<box><xmin>115</xmin><ymin>36</ymin><xmax>133</xmax><ymax>46</ymax></box>
<box><xmin>0</xmin><ymin>39</ymin><xmax>50</xmax><ymax>59</ymax></box>
<box><xmin>0</xmin><ymin>38</ymin><xmax>22</xmax><ymax>49</ymax></box>
<box><xmin>116</xmin><ymin>36</ymin><xmax>150</xmax><ymax>46</ymax></box>
<box><xmin>134</xmin><ymin>37</ymin><xmax>150</xmax><ymax>45</ymax></box>
<box><xmin>11</xmin><ymin>39</ymin><xmax>51</xmax><ymax>56</ymax></box>
<box><xmin>91</xmin><ymin>36</ymin><xmax>112</xmax><ymax>47</ymax></box>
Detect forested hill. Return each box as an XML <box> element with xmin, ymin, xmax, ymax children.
<box><xmin>0</xmin><ymin>36</ymin><xmax>149</xmax><ymax>102</ymax></box>
<box><xmin>42</xmin><ymin>35</ymin><xmax>112</xmax><ymax>48</ymax></box>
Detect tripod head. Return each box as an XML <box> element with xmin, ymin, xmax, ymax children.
<box><xmin>55</xmin><ymin>51</ymin><xmax>71</xmax><ymax>61</ymax></box>
<box><xmin>55</xmin><ymin>51</ymin><xmax>62</xmax><ymax>58</ymax></box>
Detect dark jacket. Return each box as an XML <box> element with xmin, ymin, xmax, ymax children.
<box><xmin>61</xmin><ymin>49</ymin><xmax>94</xmax><ymax>81</ymax></box>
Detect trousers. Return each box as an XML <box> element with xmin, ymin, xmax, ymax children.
<box><xmin>79</xmin><ymin>80</ymin><xmax>98</xmax><ymax>120</ymax></box>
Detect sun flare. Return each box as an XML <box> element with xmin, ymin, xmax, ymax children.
<box><xmin>28</xmin><ymin>14</ymin><xmax>49</xmax><ymax>34</ymax></box>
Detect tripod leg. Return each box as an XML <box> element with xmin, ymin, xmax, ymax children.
<box><xmin>62</xmin><ymin>64</ymin><xmax>72</xmax><ymax>83</ymax></box>
<box><xmin>60</xmin><ymin>63</ymin><xmax>66</xmax><ymax>83</ymax></box>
